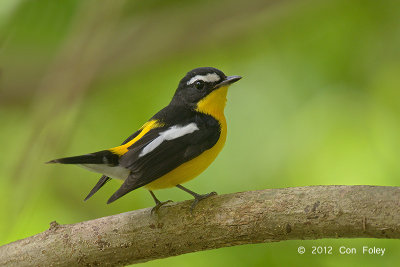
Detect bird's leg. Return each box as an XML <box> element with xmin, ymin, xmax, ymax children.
<box><xmin>149</xmin><ymin>190</ymin><xmax>172</xmax><ymax>214</ymax></box>
<box><xmin>176</xmin><ymin>184</ymin><xmax>217</xmax><ymax>212</ymax></box>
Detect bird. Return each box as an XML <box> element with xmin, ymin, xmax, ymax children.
<box><xmin>47</xmin><ymin>67</ymin><xmax>241</xmax><ymax>212</ymax></box>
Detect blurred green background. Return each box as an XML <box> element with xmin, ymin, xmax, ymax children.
<box><xmin>1</xmin><ymin>0</ymin><xmax>399</xmax><ymax>265</ymax></box>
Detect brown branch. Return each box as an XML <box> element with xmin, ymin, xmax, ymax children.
<box><xmin>1</xmin><ymin>185</ymin><xmax>399</xmax><ymax>266</ymax></box>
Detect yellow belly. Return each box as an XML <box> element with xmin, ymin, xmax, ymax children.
<box><xmin>144</xmin><ymin>119</ymin><xmax>226</xmax><ymax>190</ymax></box>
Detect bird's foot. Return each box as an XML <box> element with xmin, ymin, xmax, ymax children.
<box><xmin>151</xmin><ymin>200</ymin><xmax>173</xmax><ymax>215</ymax></box>
<box><xmin>190</xmin><ymin>191</ymin><xmax>217</xmax><ymax>212</ymax></box>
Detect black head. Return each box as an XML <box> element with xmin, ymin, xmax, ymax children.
<box><xmin>170</xmin><ymin>67</ymin><xmax>241</xmax><ymax>107</ymax></box>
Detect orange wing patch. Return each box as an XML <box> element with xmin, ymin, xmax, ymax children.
<box><xmin>109</xmin><ymin>120</ymin><xmax>164</xmax><ymax>156</ymax></box>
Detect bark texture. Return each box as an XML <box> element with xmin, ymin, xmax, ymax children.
<box><xmin>1</xmin><ymin>185</ymin><xmax>399</xmax><ymax>266</ymax></box>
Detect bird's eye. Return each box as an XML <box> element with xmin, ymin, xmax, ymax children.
<box><xmin>194</xmin><ymin>80</ymin><xmax>205</xmax><ymax>90</ymax></box>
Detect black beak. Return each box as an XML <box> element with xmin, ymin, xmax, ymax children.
<box><xmin>214</xmin><ymin>75</ymin><xmax>242</xmax><ymax>89</ymax></box>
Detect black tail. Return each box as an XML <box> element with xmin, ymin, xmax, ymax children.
<box><xmin>46</xmin><ymin>150</ymin><xmax>119</xmax><ymax>165</ymax></box>
<box><xmin>84</xmin><ymin>175</ymin><xmax>111</xmax><ymax>201</ymax></box>
<box><xmin>107</xmin><ymin>174</ymin><xmax>145</xmax><ymax>204</ymax></box>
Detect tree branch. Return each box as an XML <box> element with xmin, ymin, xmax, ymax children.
<box><xmin>1</xmin><ymin>185</ymin><xmax>399</xmax><ymax>266</ymax></box>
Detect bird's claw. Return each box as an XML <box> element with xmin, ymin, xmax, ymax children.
<box><xmin>190</xmin><ymin>191</ymin><xmax>217</xmax><ymax>213</ymax></box>
<box><xmin>151</xmin><ymin>200</ymin><xmax>173</xmax><ymax>215</ymax></box>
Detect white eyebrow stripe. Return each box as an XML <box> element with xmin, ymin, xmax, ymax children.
<box><xmin>187</xmin><ymin>73</ymin><xmax>221</xmax><ymax>85</ymax></box>
<box><xmin>139</xmin><ymin>123</ymin><xmax>199</xmax><ymax>157</ymax></box>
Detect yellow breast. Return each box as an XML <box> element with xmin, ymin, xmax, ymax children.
<box><xmin>145</xmin><ymin>86</ymin><xmax>229</xmax><ymax>190</ymax></box>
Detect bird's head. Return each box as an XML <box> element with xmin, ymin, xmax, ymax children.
<box><xmin>171</xmin><ymin>67</ymin><xmax>241</xmax><ymax>115</ymax></box>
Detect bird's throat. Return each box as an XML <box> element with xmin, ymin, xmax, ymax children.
<box><xmin>195</xmin><ymin>86</ymin><xmax>228</xmax><ymax>121</ymax></box>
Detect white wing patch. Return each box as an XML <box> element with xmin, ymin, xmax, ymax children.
<box><xmin>139</xmin><ymin>123</ymin><xmax>199</xmax><ymax>157</ymax></box>
<box><xmin>187</xmin><ymin>73</ymin><xmax>221</xmax><ymax>85</ymax></box>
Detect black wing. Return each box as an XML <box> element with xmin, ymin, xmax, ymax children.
<box><xmin>84</xmin><ymin>129</ymin><xmax>142</xmax><ymax>201</ymax></box>
<box><xmin>107</xmin><ymin>114</ymin><xmax>220</xmax><ymax>203</ymax></box>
